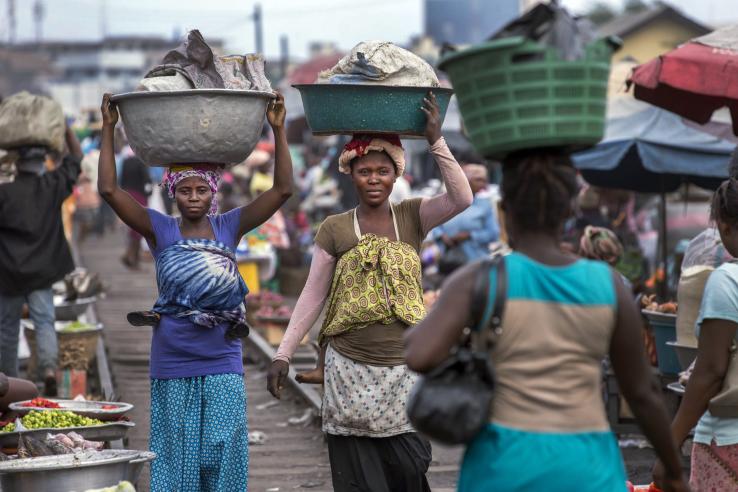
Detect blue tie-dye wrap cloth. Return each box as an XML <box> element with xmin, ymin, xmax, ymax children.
<box><xmin>152</xmin><ymin>238</ymin><xmax>250</xmax><ymax>338</ymax></box>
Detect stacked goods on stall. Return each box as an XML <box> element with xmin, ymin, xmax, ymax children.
<box><xmin>111</xmin><ymin>29</ymin><xmax>274</xmax><ymax>167</ymax></box>
<box><xmin>245</xmin><ymin>291</ymin><xmax>296</xmax><ymax>345</ymax></box>
<box><xmin>437</xmin><ymin>3</ymin><xmax>620</xmax><ymax>159</ymax></box>
<box><xmin>640</xmin><ymin>295</ymin><xmax>681</xmax><ymax>375</ymax></box>
<box><xmin>23</xmin><ymin>321</ymin><xmax>102</xmax><ymax>398</ymax></box>
<box><xmin>19</xmin><ymin>269</ymin><xmax>105</xmax><ymax>399</ymax></box>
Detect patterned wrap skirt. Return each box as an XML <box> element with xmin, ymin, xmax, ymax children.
<box><xmin>322</xmin><ymin>345</ymin><xmax>432</xmax><ymax>492</ymax></box>
<box><xmin>150</xmin><ymin>373</ymin><xmax>248</xmax><ymax>492</ymax></box>
<box><xmin>322</xmin><ymin>344</ymin><xmax>416</xmax><ymax>437</ymax></box>
<box><xmin>690</xmin><ymin>441</ymin><xmax>738</xmax><ymax>491</ymax></box>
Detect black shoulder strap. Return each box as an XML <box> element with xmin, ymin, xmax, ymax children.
<box><xmin>470</xmin><ymin>255</ymin><xmax>507</xmax><ymax>351</ymax></box>
<box><xmin>470</xmin><ymin>258</ymin><xmax>494</xmax><ymax>330</ymax></box>
<box><xmin>488</xmin><ymin>255</ymin><xmax>507</xmax><ymax>335</ymax></box>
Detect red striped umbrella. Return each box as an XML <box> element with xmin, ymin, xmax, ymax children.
<box><xmin>629</xmin><ymin>25</ymin><xmax>738</xmax><ymax>135</ymax></box>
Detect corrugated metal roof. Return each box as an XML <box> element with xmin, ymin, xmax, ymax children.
<box><xmin>598</xmin><ymin>4</ymin><xmax>711</xmax><ymax>38</ymax></box>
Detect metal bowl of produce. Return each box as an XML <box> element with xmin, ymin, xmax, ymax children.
<box><xmin>111</xmin><ymin>89</ymin><xmax>276</xmax><ymax>167</ymax></box>
<box><xmin>294</xmin><ymin>84</ymin><xmax>453</xmax><ymax>137</ymax></box>
<box><xmin>22</xmin><ymin>321</ymin><xmax>103</xmax><ymax>374</ymax></box>
<box><xmin>9</xmin><ymin>399</ymin><xmax>134</xmax><ymax>422</ymax></box>
<box><xmin>0</xmin><ymin>449</ymin><xmax>155</xmax><ymax>491</ymax></box>
<box><xmin>54</xmin><ymin>296</ymin><xmax>98</xmax><ymax>321</ymax></box>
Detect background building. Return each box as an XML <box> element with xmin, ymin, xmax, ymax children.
<box><xmin>7</xmin><ymin>36</ymin><xmax>222</xmax><ymax>114</ymax></box>
<box><xmin>424</xmin><ymin>0</ymin><xmax>518</xmax><ymax>46</ymax></box>
<box><xmin>599</xmin><ymin>4</ymin><xmax>711</xmax><ymax>63</ymax></box>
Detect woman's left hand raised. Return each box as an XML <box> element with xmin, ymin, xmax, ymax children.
<box><xmin>267</xmin><ymin>91</ymin><xmax>287</xmax><ymax>129</ymax></box>
<box><xmin>421</xmin><ymin>91</ymin><xmax>442</xmax><ymax>145</ymax></box>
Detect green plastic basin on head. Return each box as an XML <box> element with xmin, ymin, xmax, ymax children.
<box><xmin>294</xmin><ymin>84</ymin><xmax>454</xmax><ymax>137</ymax></box>
<box><xmin>438</xmin><ymin>36</ymin><xmax>618</xmax><ymax>159</ymax></box>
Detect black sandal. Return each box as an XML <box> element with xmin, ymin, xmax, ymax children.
<box><xmin>225</xmin><ymin>322</ymin><xmax>251</xmax><ymax>340</ymax></box>
<box><xmin>126</xmin><ymin>311</ymin><xmax>160</xmax><ymax>327</ymax></box>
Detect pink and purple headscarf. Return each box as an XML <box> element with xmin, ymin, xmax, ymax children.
<box><xmin>161</xmin><ymin>164</ymin><xmax>223</xmax><ymax>215</ymax></box>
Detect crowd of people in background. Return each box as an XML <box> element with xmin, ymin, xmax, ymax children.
<box><xmin>59</xmin><ymin>130</ymin><xmax>673</xmax><ymax>305</ymax></box>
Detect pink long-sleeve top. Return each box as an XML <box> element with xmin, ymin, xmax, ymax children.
<box><xmin>274</xmin><ymin>137</ymin><xmax>472</xmax><ymax>363</ymax></box>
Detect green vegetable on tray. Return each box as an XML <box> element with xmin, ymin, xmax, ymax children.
<box><xmin>60</xmin><ymin>321</ymin><xmax>95</xmax><ymax>333</ymax></box>
<box><xmin>1</xmin><ymin>423</ymin><xmax>15</xmax><ymax>432</ymax></box>
<box><xmin>17</xmin><ymin>410</ymin><xmax>103</xmax><ymax>430</ymax></box>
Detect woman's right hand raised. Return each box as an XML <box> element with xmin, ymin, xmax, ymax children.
<box><xmin>267</xmin><ymin>359</ymin><xmax>290</xmax><ymax>399</ymax></box>
<box><xmin>101</xmin><ymin>93</ymin><xmax>119</xmax><ymax>127</ymax></box>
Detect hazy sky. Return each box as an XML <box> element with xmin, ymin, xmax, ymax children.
<box><xmin>4</xmin><ymin>0</ymin><xmax>738</xmax><ymax>59</ymax></box>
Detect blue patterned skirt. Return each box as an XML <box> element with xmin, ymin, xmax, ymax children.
<box><xmin>150</xmin><ymin>373</ymin><xmax>248</xmax><ymax>492</ymax></box>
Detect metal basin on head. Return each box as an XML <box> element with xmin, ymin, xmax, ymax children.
<box><xmin>111</xmin><ymin>89</ymin><xmax>275</xmax><ymax>167</ymax></box>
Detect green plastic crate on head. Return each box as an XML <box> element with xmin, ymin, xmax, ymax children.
<box><xmin>438</xmin><ymin>36</ymin><xmax>620</xmax><ymax>159</ymax></box>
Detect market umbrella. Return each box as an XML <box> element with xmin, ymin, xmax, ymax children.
<box><xmin>628</xmin><ymin>24</ymin><xmax>738</xmax><ymax>135</ymax></box>
<box><xmin>572</xmin><ymin>96</ymin><xmax>733</xmax><ymax>295</ymax></box>
<box><xmin>572</xmin><ymin>98</ymin><xmax>733</xmax><ymax>192</ymax></box>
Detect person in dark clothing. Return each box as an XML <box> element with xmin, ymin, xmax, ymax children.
<box><xmin>0</xmin><ymin>125</ymin><xmax>82</xmax><ymax>395</ymax></box>
<box><xmin>119</xmin><ymin>156</ymin><xmax>151</xmax><ymax>269</ymax></box>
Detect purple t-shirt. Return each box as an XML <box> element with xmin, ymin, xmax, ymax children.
<box><xmin>146</xmin><ymin>208</ymin><xmax>244</xmax><ymax>379</ymax></box>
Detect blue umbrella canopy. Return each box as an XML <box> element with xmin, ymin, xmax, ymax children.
<box><xmin>572</xmin><ymin>99</ymin><xmax>734</xmax><ymax>192</ymax></box>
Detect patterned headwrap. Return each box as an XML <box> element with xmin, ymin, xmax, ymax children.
<box><xmin>161</xmin><ymin>164</ymin><xmax>223</xmax><ymax>216</ymax></box>
<box><xmin>338</xmin><ymin>134</ymin><xmax>405</xmax><ymax>176</ymax></box>
<box><xmin>579</xmin><ymin>226</ymin><xmax>623</xmax><ymax>266</ymax></box>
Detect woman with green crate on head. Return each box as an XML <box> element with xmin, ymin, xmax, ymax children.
<box><xmin>405</xmin><ymin>149</ymin><xmax>689</xmax><ymax>492</ymax></box>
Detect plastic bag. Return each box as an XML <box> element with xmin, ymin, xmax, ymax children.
<box><xmin>681</xmin><ymin>228</ymin><xmax>732</xmax><ymax>269</ymax></box>
<box><xmin>140</xmin><ymin>30</ymin><xmax>272</xmax><ymax>92</ymax></box>
<box><xmin>317</xmin><ymin>41</ymin><xmax>439</xmax><ymax>86</ymax></box>
<box><xmin>0</xmin><ymin>92</ymin><xmax>65</xmax><ymax>152</ymax></box>
<box><xmin>676</xmin><ymin>229</ymin><xmax>733</xmax><ymax>347</ymax></box>
<box><xmin>215</xmin><ymin>54</ymin><xmax>272</xmax><ymax>91</ymax></box>
<box><xmin>63</xmin><ymin>268</ymin><xmax>104</xmax><ymax>301</ymax></box>
<box><xmin>137</xmin><ymin>69</ymin><xmax>193</xmax><ymax>92</ymax></box>
<box><xmin>490</xmin><ymin>2</ymin><xmax>599</xmax><ymax>61</ymax></box>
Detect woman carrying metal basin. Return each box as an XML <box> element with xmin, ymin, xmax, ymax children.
<box><xmin>97</xmin><ymin>91</ymin><xmax>293</xmax><ymax>492</ymax></box>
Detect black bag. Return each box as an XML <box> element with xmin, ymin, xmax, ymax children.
<box><xmin>437</xmin><ymin>245</ymin><xmax>468</xmax><ymax>275</ymax></box>
<box><xmin>406</xmin><ymin>255</ymin><xmax>507</xmax><ymax>445</ymax></box>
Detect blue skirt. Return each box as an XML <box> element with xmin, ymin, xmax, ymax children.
<box><xmin>459</xmin><ymin>424</ymin><xmax>627</xmax><ymax>492</ymax></box>
<box><xmin>150</xmin><ymin>373</ymin><xmax>248</xmax><ymax>492</ymax></box>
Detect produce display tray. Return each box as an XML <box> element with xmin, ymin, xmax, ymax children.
<box><xmin>666</xmin><ymin>382</ymin><xmax>685</xmax><ymax>395</ymax></box>
<box><xmin>21</xmin><ymin>320</ymin><xmax>103</xmax><ymax>334</ymax></box>
<box><xmin>53</xmin><ymin>296</ymin><xmax>98</xmax><ymax>321</ymax></box>
<box><xmin>0</xmin><ymin>449</ymin><xmax>153</xmax><ymax>473</ymax></box>
<box><xmin>641</xmin><ymin>310</ymin><xmax>677</xmax><ymax>324</ymax></box>
<box><xmin>9</xmin><ymin>399</ymin><xmax>133</xmax><ymax>421</ymax></box>
<box><xmin>0</xmin><ymin>421</ymin><xmax>135</xmax><ymax>448</ymax></box>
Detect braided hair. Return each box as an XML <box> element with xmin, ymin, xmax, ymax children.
<box><xmin>711</xmin><ymin>148</ymin><xmax>738</xmax><ymax>226</ymax></box>
<box><xmin>501</xmin><ymin>150</ymin><xmax>579</xmax><ymax>234</ymax></box>
<box><xmin>711</xmin><ymin>178</ymin><xmax>738</xmax><ymax>226</ymax></box>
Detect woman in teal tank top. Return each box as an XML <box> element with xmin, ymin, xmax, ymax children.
<box><xmin>405</xmin><ymin>151</ymin><xmax>689</xmax><ymax>492</ymax></box>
